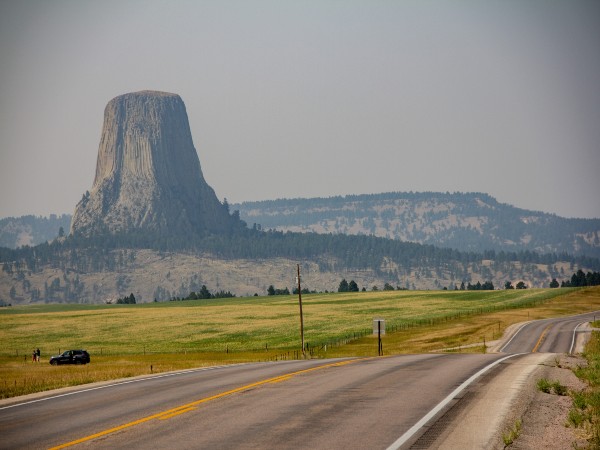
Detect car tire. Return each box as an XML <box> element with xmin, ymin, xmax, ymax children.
<box><xmin>50</xmin><ymin>360</ymin><xmax>58</xmax><ymax>366</ymax></box>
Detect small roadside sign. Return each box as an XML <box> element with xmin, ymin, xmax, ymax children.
<box><xmin>373</xmin><ymin>318</ymin><xmax>385</xmax><ymax>335</ymax></box>
<box><xmin>373</xmin><ymin>318</ymin><xmax>385</xmax><ymax>356</ymax></box>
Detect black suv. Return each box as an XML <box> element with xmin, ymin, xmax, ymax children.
<box><xmin>49</xmin><ymin>350</ymin><xmax>90</xmax><ymax>365</ymax></box>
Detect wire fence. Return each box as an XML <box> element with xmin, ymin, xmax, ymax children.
<box><xmin>4</xmin><ymin>292</ymin><xmax>556</xmax><ymax>361</ymax></box>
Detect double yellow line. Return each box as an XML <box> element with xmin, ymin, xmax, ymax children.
<box><xmin>532</xmin><ymin>324</ymin><xmax>551</xmax><ymax>353</ymax></box>
<box><xmin>50</xmin><ymin>359</ymin><xmax>360</xmax><ymax>449</ymax></box>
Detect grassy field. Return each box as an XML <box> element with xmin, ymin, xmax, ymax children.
<box><xmin>1</xmin><ymin>286</ymin><xmax>599</xmax><ymax>399</ymax></box>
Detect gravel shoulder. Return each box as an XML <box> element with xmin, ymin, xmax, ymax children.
<box><xmin>507</xmin><ymin>352</ymin><xmax>588</xmax><ymax>450</ymax></box>
<box><xmin>428</xmin><ymin>323</ymin><xmax>594</xmax><ymax>449</ymax></box>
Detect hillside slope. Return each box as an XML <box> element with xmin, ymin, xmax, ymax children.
<box><xmin>235</xmin><ymin>192</ymin><xmax>600</xmax><ymax>258</ymax></box>
<box><xmin>1</xmin><ymin>240</ymin><xmax>597</xmax><ymax>305</ymax></box>
<box><xmin>3</xmin><ymin>192</ymin><xmax>598</xmax><ymax>258</ymax></box>
<box><xmin>0</xmin><ymin>215</ymin><xmax>70</xmax><ymax>248</ymax></box>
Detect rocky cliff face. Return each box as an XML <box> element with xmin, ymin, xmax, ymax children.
<box><xmin>71</xmin><ymin>91</ymin><xmax>233</xmax><ymax>237</ymax></box>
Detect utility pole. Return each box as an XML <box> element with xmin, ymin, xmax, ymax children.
<box><xmin>297</xmin><ymin>264</ymin><xmax>305</xmax><ymax>358</ymax></box>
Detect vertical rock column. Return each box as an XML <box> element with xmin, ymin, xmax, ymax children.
<box><xmin>70</xmin><ymin>90</ymin><xmax>232</xmax><ymax>237</ymax></box>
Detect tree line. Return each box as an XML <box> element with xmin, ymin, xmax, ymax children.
<box><xmin>234</xmin><ymin>192</ymin><xmax>600</xmax><ymax>259</ymax></box>
<box><xmin>168</xmin><ymin>285</ymin><xmax>235</xmax><ymax>301</ymax></box>
<box><xmin>3</xmin><ymin>225</ymin><xmax>598</xmax><ymax>275</ymax></box>
<box><xmin>1</xmin><ymin>223</ymin><xmax>599</xmax><ymax>300</ymax></box>
<box><xmin>115</xmin><ymin>293</ymin><xmax>136</xmax><ymax>304</ymax></box>
<box><xmin>557</xmin><ymin>270</ymin><xmax>600</xmax><ymax>288</ymax></box>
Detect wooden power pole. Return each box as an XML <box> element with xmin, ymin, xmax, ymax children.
<box><xmin>297</xmin><ymin>264</ymin><xmax>305</xmax><ymax>357</ymax></box>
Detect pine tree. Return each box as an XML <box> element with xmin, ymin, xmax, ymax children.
<box><xmin>338</xmin><ymin>279</ymin><xmax>349</xmax><ymax>292</ymax></box>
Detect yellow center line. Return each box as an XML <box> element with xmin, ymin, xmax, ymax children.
<box><xmin>269</xmin><ymin>375</ymin><xmax>293</xmax><ymax>384</ymax></box>
<box><xmin>49</xmin><ymin>358</ymin><xmax>364</xmax><ymax>449</ymax></box>
<box><xmin>158</xmin><ymin>406</ymin><xmax>197</xmax><ymax>420</ymax></box>
<box><xmin>532</xmin><ymin>324</ymin><xmax>551</xmax><ymax>353</ymax></box>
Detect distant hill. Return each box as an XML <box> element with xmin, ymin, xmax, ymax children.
<box><xmin>0</xmin><ymin>215</ymin><xmax>71</xmax><ymax>248</ymax></box>
<box><xmin>2</xmin><ymin>192</ymin><xmax>599</xmax><ymax>259</ymax></box>
<box><xmin>2</xmin><ymin>192</ymin><xmax>600</xmax><ymax>304</ymax></box>
<box><xmin>4</xmin><ymin>90</ymin><xmax>597</xmax><ymax>305</ymax></box>
<box><xmin>1</xmin><ymin>235</ymin><xmax>598</xmax><ymax>305</ymax></box>
<box><xmin>234</xmin><ymin>192</ymin><xmax>600</xmax><ymax>259</ymax></box>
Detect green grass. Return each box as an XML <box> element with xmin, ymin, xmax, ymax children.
<box><xmin>537</xmin><ymin>378</ymin><xmax>553</xmax><ymax>393</ymax></box>
<box><xmin>502</xmin><ymin>419</ymin><xmax>522</xmax><ymax>447</ymax></box>
<box><xmin>0</xmin><ymin>288</ymin><xmax>576</xmax><ymax>356</ymax></box>
<box><xmin>1</xmin><ymin>286</ymin><xmax>599</xmax><ymax>399</ymax></box>
<box><xmin>570</xmin><ymin>324</ymin><xmax>600</xmax><ymax>448</ymax></box>
<box><xmin>537</xmin><ymin>378</ymin><xmax>568</xmax><ymax>396</ymax></box>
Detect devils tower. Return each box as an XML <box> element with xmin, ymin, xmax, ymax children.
<box><xmin>70</xmin><ymin>91</ymin><xmax>235</xmax><ymax>238</ymax></box>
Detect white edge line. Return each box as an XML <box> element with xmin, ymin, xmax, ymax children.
<box><xmin>386</xmin><ymin>353</ymin><xmax>524</xmax><ymax>450</ymax></box>
<box><xmin>499</xmin><ymin>322</ymin><xmax>530</xmax><ymax>352</ymax></box>
<box><xmin>569</xmin><ymin>322</ymin><xmax>584</xmax><ymax>355</ymax></box>
<box><xmin>0</xmin><ymin>364</ymin><xmax>239</xmax><ymax>411</ymax></box>
<box><xmin>499</xmin><ymin>311</ymin><xmax>600</xmax><ymax>353</ymax></box>
<box><xmin>0</xmin><ymin>358</ymin><xmax>340</xmax><ymax>412</ymax></box>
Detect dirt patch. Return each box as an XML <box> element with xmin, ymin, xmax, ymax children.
<box><xmin>505</xmin><ymin>353</ymin><xmax>588</xmax><ymax>450</ymax></box>
<box><xmin>427</xmin><ymin>353</ymin><xmax>590</xmax><ymax>449</ymax></box>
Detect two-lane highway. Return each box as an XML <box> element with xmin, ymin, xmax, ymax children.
<box><xmin>2</xmin><ymin>354</ymin><xmax>517</xmax><ymax>450</ymax></box>
<box><xmin>500</xmin><ymin>310</ymin><xmax>598</xmax><ymax>354</ymax></box>
<box><xmin>1</xmin><ymin>311</ymin><xmax>597</xmax><ymax>449</ymax></box>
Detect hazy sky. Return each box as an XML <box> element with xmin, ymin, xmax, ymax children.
<box><xmin>1</xmin><ymin>1</ymin><xmax>599</xmax><ymax>219</ymax></box>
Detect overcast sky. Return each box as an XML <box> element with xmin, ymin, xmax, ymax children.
<box><xmin>1</xmin><ymin>1</ymin><xmax>599</xmax><ymax>220</ymax></box>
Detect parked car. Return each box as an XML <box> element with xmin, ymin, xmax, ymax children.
<box><xmin>49</xmin><ymin>349</ymin><xmax>90</xmax><ymax>365</ymax></box>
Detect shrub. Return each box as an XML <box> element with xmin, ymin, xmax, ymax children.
<box><xmin>552</xmin><ymin>381</ymin><xmax>568</xmax><ymax>396</ymax></box>
<box><xmin>536</xmin><ymin>378</ymin><xmax>568</xmax><ymax>395</ymax></box>
<box><xmin>567</xmin><ymin>408</ymin><xmax>586</xmax><ymax>428</ymax></box>
<box><xmin>502</xmin><ymin>419</ymin><xmax>522</xmax><ymax>447</ymax></box>
<box><xmin>537</xmin><ymin>378</ymin><xmax>552</xmax><ymax>393</ymax></box>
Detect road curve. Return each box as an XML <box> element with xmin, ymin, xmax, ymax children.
<box><xmin>499</xmin><ymin>310</ymin><xmax>599</xmax><ymax>354</ymax></box>
<box><xmin>1</xmin><ymin>354</ymin><xmax>517</xmax><ymax>450</ymax></box>
<box><xmin>1</xmin><ymin>311</ymin><xmax>596</xmax><ymax>450</ymax></box>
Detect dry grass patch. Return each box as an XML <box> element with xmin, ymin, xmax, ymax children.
<box><xmin>319</xmin><ymin>287</ymin><xmax>600</xmax><ymax>357</ymax></box>
<box><xmin>0</xmin><ymin>351</ymin><xmax>283</xmax><ymax>399</ymax></box>
<box><xmin>1</xmin><ymin>287</ymin><xmax>599</xmax><ymax>399</ymax></box>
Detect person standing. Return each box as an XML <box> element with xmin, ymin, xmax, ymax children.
<box><xmin>36</xmin><ymin>348</ymin><xmax>40</xmax><ymax>362</ymax></box>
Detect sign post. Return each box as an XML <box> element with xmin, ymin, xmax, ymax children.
<box><xmin>373</xmin><ymin>318</ymin><xmax>385</xmax><ymax>356</ymax></box>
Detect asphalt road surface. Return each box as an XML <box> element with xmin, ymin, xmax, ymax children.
<box><xmin>1</xmin><ymin>311</ymin><xmax>596</xmax><ymax>450</ymax></box>
<box><xmin>499</xmin><ymin>310</ymin><xmax>598</xmax><ymax>354</ymax></box>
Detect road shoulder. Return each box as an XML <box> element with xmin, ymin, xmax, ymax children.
<box><xmin>419</xmin><ymin>352</ymin><xmax>588</xmax><ymax>449</ymax></box>
<box><xmin>507</xmin><ymin>353</ymin><xmax>587</xmax><ymax>450</ymax></box>
<box><xmin>432</xmin><ymin>353</ymin><xmax>551</xmax><ymax>449</ymax></box>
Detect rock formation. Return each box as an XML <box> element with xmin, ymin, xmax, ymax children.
<box><xmin>70</xmin><ymin>91</ymin><xmax>234</xmax><ymax>238</ymax></box>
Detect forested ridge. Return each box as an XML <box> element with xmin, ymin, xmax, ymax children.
<box><xmin>2</xmin><ymin>192</ymin><xmax>598</xmax><ymax>260</ymax></box>
<box><xmin>2</xmin><ymin>225</ymin><xmax>599</xmax><ymax>304</ymax></box>
<box><xmin>1</xmin><ymin>227</ymin><xmax>598</xmax><ymax>276</ymax></box>
<box><xmin>2</xmin><ymin>191</ymin><xmax>599</xmax><ymax>304</ymax></box>
<box><xmin>235</xmin><ymin>191</ymin><xmax>600</xmax><ymax>258</ymax></box>
<box><xmin>0</xmin><ymin>214</ymin><xmax>71</xmax><ymax>249</ymax></box>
